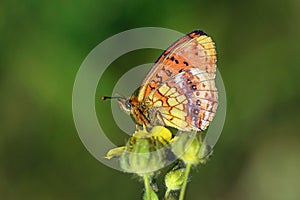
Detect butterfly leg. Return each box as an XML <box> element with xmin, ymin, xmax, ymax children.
<box><xmin>142</xmin><ymin>123</ymin><xmax>147</xmax><ymax>131</ymax></box>
<box><xmin>155</xmin><ymin>110</ymin><xmax>167</xmax><ymax>127</ymax></box>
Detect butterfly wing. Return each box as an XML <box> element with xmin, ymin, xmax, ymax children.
<box><xmin>147</xmin><ymin>68</ymin><xmax>218</xmax><ymax>131</ymax></box>
<box><xmin>137</xmin><ymin>30</ymin><xmax>217</xmax><ymax>103</ymax></box>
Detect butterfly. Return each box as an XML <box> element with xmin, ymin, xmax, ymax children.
<box><xmin>103</xmin><ymin>30</ymin><xmax>218</xmax><ymax>132</ymax></box>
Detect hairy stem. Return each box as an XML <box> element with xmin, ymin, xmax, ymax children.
<box><xmin>179</xmin><ymin>163</ymin><xmax>192</xmax><ymax>200</ymax></box>
<box><xmin>164</xmin><ymin>188</ymin><xmax>171</xmax><ymax>200</ymax></box>
<box><xmin>143</xmin><ymin>174</ymin><xmax>152</xmax><ymax>199</ymax></box>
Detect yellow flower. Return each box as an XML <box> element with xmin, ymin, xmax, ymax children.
<box><xmin>105</xmin><ymin>146</ymin><xmax>126</xmax><ymax>159</ymax></box>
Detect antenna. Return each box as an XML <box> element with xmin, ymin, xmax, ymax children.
<box><xmin>101</xmin><ymin>96</ymin><xmax>125</xmax><ymax>101</ymax></box>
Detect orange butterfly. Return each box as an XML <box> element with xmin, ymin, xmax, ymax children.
<box><xmin>103</xmin><ymin>30</ymin><xmax>218</xmax><ymax>131</ymax></box>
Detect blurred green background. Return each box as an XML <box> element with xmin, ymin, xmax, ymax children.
<box><xmin>1</xmin><ymin>0</ymin><xmax>300</xmax><ymax>199</ymax></box>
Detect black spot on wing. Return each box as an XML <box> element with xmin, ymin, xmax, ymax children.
<box><xmin>151</xmin><ymin>74</ymin><xmax>163</xmax><ymax>84</ymax></box>
<box><xmin>162</xmin><ymin>66</ymin><xmax>172</xmax><ymax>77</ymax></box>
<box><xmin>188</xmin><ymin>30</ymin><xmax>207</xmax><ymax>38</ymax></box>
<box><xmin>191</xmin><ymin>85</ymin><xmax>197</xmax><ymax>90</ymax></box>
<box><xmin>156</xmin><ymin>73</ymin><xmax>163</xmax><ymax>83</ymax></box>
<box><xmin>193</xmin><ymin>30</ymin><xmax>207</xmax><ymax>36</ymax></box>
<box><xmin>193</xmin><ymin>108</ymin><xmax>199</xmax><ymax>114</ymax></box>
<box><xmin>183</xmin><ymin>61</ymin><xmax>189</xmax><ymax>66</ymax></box>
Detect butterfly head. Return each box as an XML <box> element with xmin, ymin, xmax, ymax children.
<box><xmin>118</xmin><ymin>97</ymin><xmax>134</xmax><ymax>115</ymax></box>
<box><xmin>117</xmin><ymin>96</ymin><xmax>150</xmax><ymax>126</ymax></box>
<box><xmin>101</xmin><ymin>95</ymin><xmax>135</xmax><ymax>114</ymax></box>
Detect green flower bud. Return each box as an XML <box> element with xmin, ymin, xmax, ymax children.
<box><xmin>120</xmin><ymin>127</ymin><xmax>169</xmax><ymax>176</ymax></box>
<box><xmin>198</xmin><ymin>142</ymin><xmax>213</xmax><ymax>164</ymax></box>
<box><xmin>171</xmin><ymin>133</ymin><xmax>201</xmax><ymax>165</ymax></box>
<box><xmin>165</xmin><ymin>168</ymin><xmax>185</xmax><ymax>191</ymax></box>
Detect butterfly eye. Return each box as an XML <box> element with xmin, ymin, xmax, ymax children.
<box><xmin>125</xmin><ymin>99</ymin><xmax>132</xmax><ymax>109</ymax></box>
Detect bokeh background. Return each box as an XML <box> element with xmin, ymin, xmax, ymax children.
<box><xmin>1</xmin><ymin>0</ymin><xmax>300</xmax><ymax>199</ymax></box>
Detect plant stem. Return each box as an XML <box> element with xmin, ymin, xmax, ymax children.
<box><xmin>143</xmin><ymin>174</ymin><xmax>152</xmax><ymax>200</ymax></box>
<box><xmin>179</xmin><ymin>163</ymin><xmax>192</xmax><ymax>200</ymax></box>
<box><xmin>164</xmin><ymin>188</ymin><xmax>171</xmax><ymax>200</ymax></box>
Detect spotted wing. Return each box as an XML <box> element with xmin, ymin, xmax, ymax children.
<box><xmin>147</xmin><ymin>68</ymin><xmax>218</xmax><ymax>131</ymax></box>
<box><xmin>137</xmin><ymin>30</ymin><xmax>217</xmax><ymax>103</ymax></box>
